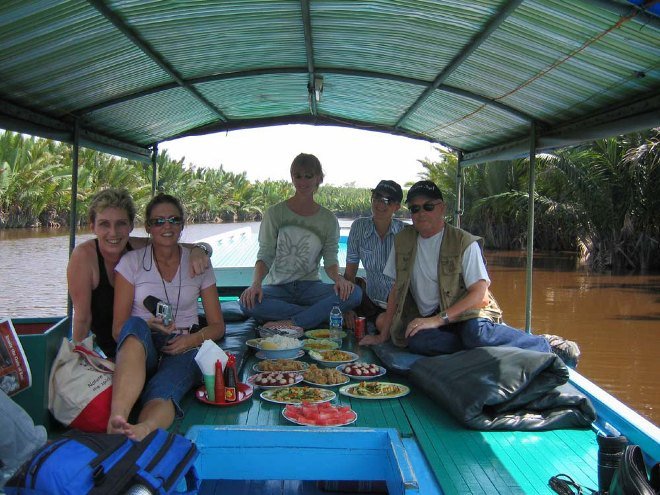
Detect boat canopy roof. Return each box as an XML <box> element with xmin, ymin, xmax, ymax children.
<box><xmin>0</xmin><ymin>0</ymin><xmax>658</xmax><ymax>165</ymax></box>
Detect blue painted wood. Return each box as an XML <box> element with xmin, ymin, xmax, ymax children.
<box><xmin>187</xmin><ymin>425</ymin><xmax>420</xmax><ymax>495</ymax></box>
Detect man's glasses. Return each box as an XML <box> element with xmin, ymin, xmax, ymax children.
<box><xmin>371</xmin><ymin>193</ymin><xmax>393</xmax><ymax>205</ymax></box>
<box><xmin>148</xmin><ymin>216</ymin><xmax>183</xmax><ymax>227</ymax></box>
<box><xmin>408</xmin><ymin>202</ymin><xmax>442</xmax><ymax>214</ymax></box>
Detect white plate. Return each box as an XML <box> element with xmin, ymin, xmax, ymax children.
<box><xmin>336</xmin><ymin>363</ymin><xmax>386</xmax><ymax>380</ymax></box>
<box><xmin>302</xmin><ymin>375</ymin><xmax>350</xmax><ymax>388</ymax></box>
<box><xmin>260</xmin><ymin>387</ymin><xmax>335</xmax><ymax>404</ymax></box>
<box><xmin>338</xmin><ymin>382</ymin><xmax>410</xmax><ymax>400</ymax></box>
<box><xmin>252</xmin><ymin>360</ymin><xmax>309</xmax><ymax>373</ymax></box>
<box><xmin>282</xmin><ymin>405</ymin><xmax>357</xmax><ymax>427</ymax></box>
<box><xmin>247</xmin><ymin>371</ymin><xmax>303</xmax><ymax>389</ymax></box>
<box><xmin>256</xmin><ymin>349</ymin><xmax>305</xmax><ymax>360</ymax></box>
<box><xmin>308</xmin><ymin>350</ymin><xmax>359</xmax><ymax>367</ymax></box>
<box><xmin>246</xmin><ymin>338</ymin><xmax>264</xmax><ymax>348</ymax></box>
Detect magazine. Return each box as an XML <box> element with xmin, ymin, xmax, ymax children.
<box><xmin>0</xmin><ymin>319</ymin><xmax>32</xmax><ymax>396</ymax></box>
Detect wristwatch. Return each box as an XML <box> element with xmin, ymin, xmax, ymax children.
<box><xmin>440</xmin><ymin>311</ymin><xmax>450</xmax><ymax>325</ymax></box>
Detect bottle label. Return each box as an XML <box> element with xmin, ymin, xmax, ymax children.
<box><xmin>225</xmin><ymin>386</ymin><xmax>236</xmax><ymax>402</ymax></box>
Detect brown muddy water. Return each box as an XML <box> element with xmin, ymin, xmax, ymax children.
<box><xmin>0</xmin><ymin>224</ymin><xmax>658</xmax><ymax>425</ymax></box>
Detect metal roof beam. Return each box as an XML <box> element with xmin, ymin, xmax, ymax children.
<box><xmin>300</xmin><ymin>0</ymin><xmax>318</xmax><ymax>116</ymax></box>
<box><xmin>581</xmin><ymin>0</ymin><xmax>660</xmax><ymax>29</ymax></box>
<box><xmin>75</xmin><ymin>67</ymin><xmax>535</xmax><ymax>125</ymax></box>
<box><xmin>86</xmin><ymin>0</ymin><xmax>228</xmax><ymax>122</ymax></box>
<box><xmin>394</xmin><ymin>0</ymin><xmax>525</xmax><ymax>130</ymax></box>
<box><xmin>460</xmin><ymin>91</ymin><xmax>660</xmax><ymax>166</ymax></box>
<box><xmin>162</xmin><ymin>114</ymin><xmax>441</xmax><ymax>148</ymax></box>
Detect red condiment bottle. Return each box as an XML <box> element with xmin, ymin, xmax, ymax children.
<box><xmin>214</xmin><ymin>359</ymin><xmax>225</xmax><ymax>403</ymax></box>
<box><xmin>224</xmin><ymin>354</ymin><xmax>237</xmax><ymax>402</ymax></box>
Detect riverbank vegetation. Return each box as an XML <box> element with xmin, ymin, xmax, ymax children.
<box><xmin>1</xmin><ymin>129</ymin><xmax>658</xmax><ymax>271</ymax></box>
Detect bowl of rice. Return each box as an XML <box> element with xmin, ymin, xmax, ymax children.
<box><xmin>257</xmin><ymin>335</ymin><xmax>303</xmax><ymax>359</ymax></box>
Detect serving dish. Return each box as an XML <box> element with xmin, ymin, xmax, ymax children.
<box><xmin>304</xmin><ymin>329</ymin><xmax>347</xmax><ymax>340</ymax></box>
<box><xmin>260</xmin><ymin>386</ymin><xmax>335</xmax><ymax>404</ymax></box>
<box><xmin>338</xmin><ymin>381</ymin><xmax>410</xmax><ymax>400</ymax></box>
<box><xmin>308</xmin><ymin>350</ymin><xmax>359</xmax><ymax>367</ymax></box>
<box><xmin>336</xmin><ymin>362</ymin><xmax>386</xmax><ymax>380</ymax></box>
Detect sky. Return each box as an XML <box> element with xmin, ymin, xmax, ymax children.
<box><xmin>161</xmin><ymin>124</ymin><xmax>442</xmax><ymax>188</ymax></box>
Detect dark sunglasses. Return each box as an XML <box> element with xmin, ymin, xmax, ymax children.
<box><xmin>371</xmin><ymin>193</ymin><xmax>393</xmax><ymax>205</ymax></box>
<box><xmin>148</xmin><ymin>216</ymin><xmax>183</xmax><ymax>227</ymax></box>
<box><xmin>408</xmin><ymin>202</ymin><xmax>442</xmax><ymax>214</ymax></box>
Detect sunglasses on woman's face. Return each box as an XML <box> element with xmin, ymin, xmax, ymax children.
<box><xmin>408</xmin><ymin>202</ymin><xmax>442</xmax><ymax>214</ymax></box>
<box><xmin>148</xmin><ymin>216</ymin><xmax>183</xmax><ymax>227</ymax></box>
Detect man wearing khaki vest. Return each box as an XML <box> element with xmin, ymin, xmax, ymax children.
<box><xmin>359</xmin><ymin>180</ymin><xmax>580</xmax><ymax>368</ymax></box>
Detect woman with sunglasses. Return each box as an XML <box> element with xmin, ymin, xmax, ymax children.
<box><xmin>108</xmin><ymin>193</ymin><xmax>224</xmax><ymax>440</ymax></box>
<box><xmin>361</xmin><ymin>180</ymin><xmax>580</xmax><ymax>368</ymax></box>
<box><xmin>67</xmin><ymin>189</ymin><xmax>212</xmax><ymax>359</ymax></box>
<box><xmin>343</xmin><ymin>180</ymin><xmax>406</xmax><ymax>331</ymax></box>
<box><xmin>239</xmin><ymin>153</ymin><xmax>362</xmax><ymax>330</ymax></box>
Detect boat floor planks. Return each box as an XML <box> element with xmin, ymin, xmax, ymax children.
<box><xmin>172</xmin><ymin>345</ymin><xmax>599</xmax><ymax>494</ymax></box>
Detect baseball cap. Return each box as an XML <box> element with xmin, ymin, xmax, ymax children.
<box><xmin>405</xmin><ymin>180</ymin><xmax>444</xmax><ymax>203</ymax></box>
<box><xmin>371</xmin><ymin>180</ymin><xmax>403</xmax><ymax>203</ymax></box>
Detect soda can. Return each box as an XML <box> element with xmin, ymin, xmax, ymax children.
<box><xmin>355</xmin><ymin>317</ymin><xmax>366</xmax><ymax>340</ymax></box>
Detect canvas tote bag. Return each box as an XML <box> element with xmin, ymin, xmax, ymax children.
<box><xmin>48</xmin><ymin>337</ymin><xmax>114</xmax><ymax>432</ymax></box>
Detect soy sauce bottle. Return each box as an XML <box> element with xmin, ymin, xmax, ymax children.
<box><xmin>214</xmin><ymin>359</ymin><xmax>225</xmax><ymax>404</ymax></box>
<box><xmin>224</xmin><ymin>354</ymin><xmax>237</xmax><ymax>402</ymax></box>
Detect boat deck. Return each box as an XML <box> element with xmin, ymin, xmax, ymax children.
<box><xmin>172</xmin><ymin>336</ymin><xmax>599</xmax><ymax>495</ymax></box>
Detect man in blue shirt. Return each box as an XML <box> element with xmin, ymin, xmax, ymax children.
<box><xmin>344</xmin><ymin>180</ymin><xmax>406</xmax><ymax>330</ymax></box>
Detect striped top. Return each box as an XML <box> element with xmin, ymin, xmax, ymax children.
<box><xmin>346</xmin><ymin>216</ymin><xmax>406</xmax><ymax>305</ymax></box>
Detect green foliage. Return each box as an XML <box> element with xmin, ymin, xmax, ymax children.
<box><xmin>2</xmin><ymin>129</ymin><xmax>658</xmax><ymax>271</ymax></box>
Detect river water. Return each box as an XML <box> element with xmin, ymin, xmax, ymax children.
<box><xmin>1</xmin><ymin>223</ymin><xmax>658</xmax><ymax>425</ymax></box>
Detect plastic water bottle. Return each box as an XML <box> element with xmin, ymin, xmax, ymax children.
<box><xmin>329</xmin><ymin>305</ymin><xmax>343</xmax><ymax>332</ymax></box>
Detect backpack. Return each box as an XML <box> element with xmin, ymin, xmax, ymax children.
<box><xmin>5</xmin><ymin>428</ymin><xmax>199</xmax><ymax>495</ymax></box>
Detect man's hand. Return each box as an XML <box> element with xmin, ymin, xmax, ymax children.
<box><xmin>358</xmin><ymin>333</ymin><xmax>387</xmax><ymax>346</ymax></box>
<box><xmin>334</xmin><ymin>276</ymin><xmax>355</xmax><ymax>301</ymax></box>
<box><xmin>344</xmin><ymin>310</ymin><xmax>357</xmax><ymax>330</ymax></box>
<box><xmin>404</xmin><ymin>315</ymin><xmax>442</xmax><ymax>339</ymax></box>
<box><xmin>240</xmin><ymin>284</ymin><xmax>263</xmax><ymax>309</ymax></box>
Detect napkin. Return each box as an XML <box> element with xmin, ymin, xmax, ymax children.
<box><xmin>194</xmin><ymin>340</ymin><xmax>228</xmax><ymax>375</ymax></box>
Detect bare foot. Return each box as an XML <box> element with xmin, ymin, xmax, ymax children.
<box><xmin>107</xmin><ymin>414</ymin><xmax>151</xmax><ymax>441</ymax></box>
<box><xmin>263</xmin><ymin>320</ymin><xmax>302</xmax><ymax>331</ymax></box>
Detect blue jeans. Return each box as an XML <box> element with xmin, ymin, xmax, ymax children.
<box><xmin>239</xmin><ymin>280</ymin><xmax>362</xmax><ymax>329</ymax></box>
<box><xmin>407</xmin><ymin>317</ymin><xmax>551</xmax><ymax>356</ymax></box>
<box><xmin>117</xmin><ymin>317</ymin><xmax>201</xmax><ymax>417</ymax></box>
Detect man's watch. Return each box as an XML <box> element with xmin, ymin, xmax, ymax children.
<box><xmin>440</xmin><ymin>311</ymin><xmax>450</xmax><ymax>325</ymax></box>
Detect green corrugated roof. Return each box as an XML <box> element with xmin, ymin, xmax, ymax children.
<box><xmin>0</xmin><ymin>0</ymin><xmax>658</xmax><ymax>164</ymax></box>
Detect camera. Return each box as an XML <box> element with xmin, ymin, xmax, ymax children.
<box><xmin>155</xmin><ymin>301</ymin><xmax>173</xmax><ymax>326</ymax></box>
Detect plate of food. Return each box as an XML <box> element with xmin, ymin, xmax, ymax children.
<box><xmin>304</xmin><ymin>329</ymin><xmax>347</xmax><ymax>340</ymax></box>
<box><xmin>260</xmin><ymin>386</ymin><xmax>335</xmax><ymax>404</ymax></box>
<box><xmin>256</xmin><ymin>335</ymin><xmax>304</xmax><ymax>359</ymax></box>
<box><xmin>195</xmin><ymin>383</ymin><xmax>253</xmax><ymax>406</ymax></box>
<box><xmin>308</xmin><ymin>350</ymin><xmax>359</xmax><ymax>367</ymax></box>
<box><xmin>259</xmin><ymin>326</ymin><xmax>304</xmax><ymax>339</ymax></box>
<box><xmin>253</xmin><ymin>359</ymin><xmax>309</xmax><ymax>372</ymax></box>
<box><xmin>247</xmin><ymin>371</ymin><xmax>303</xmax><ymax>389</ymax></box>
<box><xmin>282</xmin><ymin>402</ymin><xmax>357</xmax><ymax>427</ymax></box>
<box><xmin>301</xmin><ymin>338</ymin><xmax>339</xmax><ymax>352</ymax></box>
<box><xmin>336</xmin><ymin>362</ymin><xmax>386</xmax><ymax>380</ymax></box>
<box><xmin>302</xmin><ymin>364</ymin><xmax>350</xmax><ymax>387</ymax></box>
<box><xmin>339</xmin><ymin>381</ymin><xmax>410</xmax><ymax>400</ymax></box>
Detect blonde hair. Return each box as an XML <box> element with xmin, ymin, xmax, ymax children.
<box><xmin>290</xmin><ymin>153</ymin><xmax>324</xmax><ymax>184</ymax></box>
<box><xmin>88</xmin><ymin>189</ymin><xmax>136</xmax><ymax>225</ymax></box>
